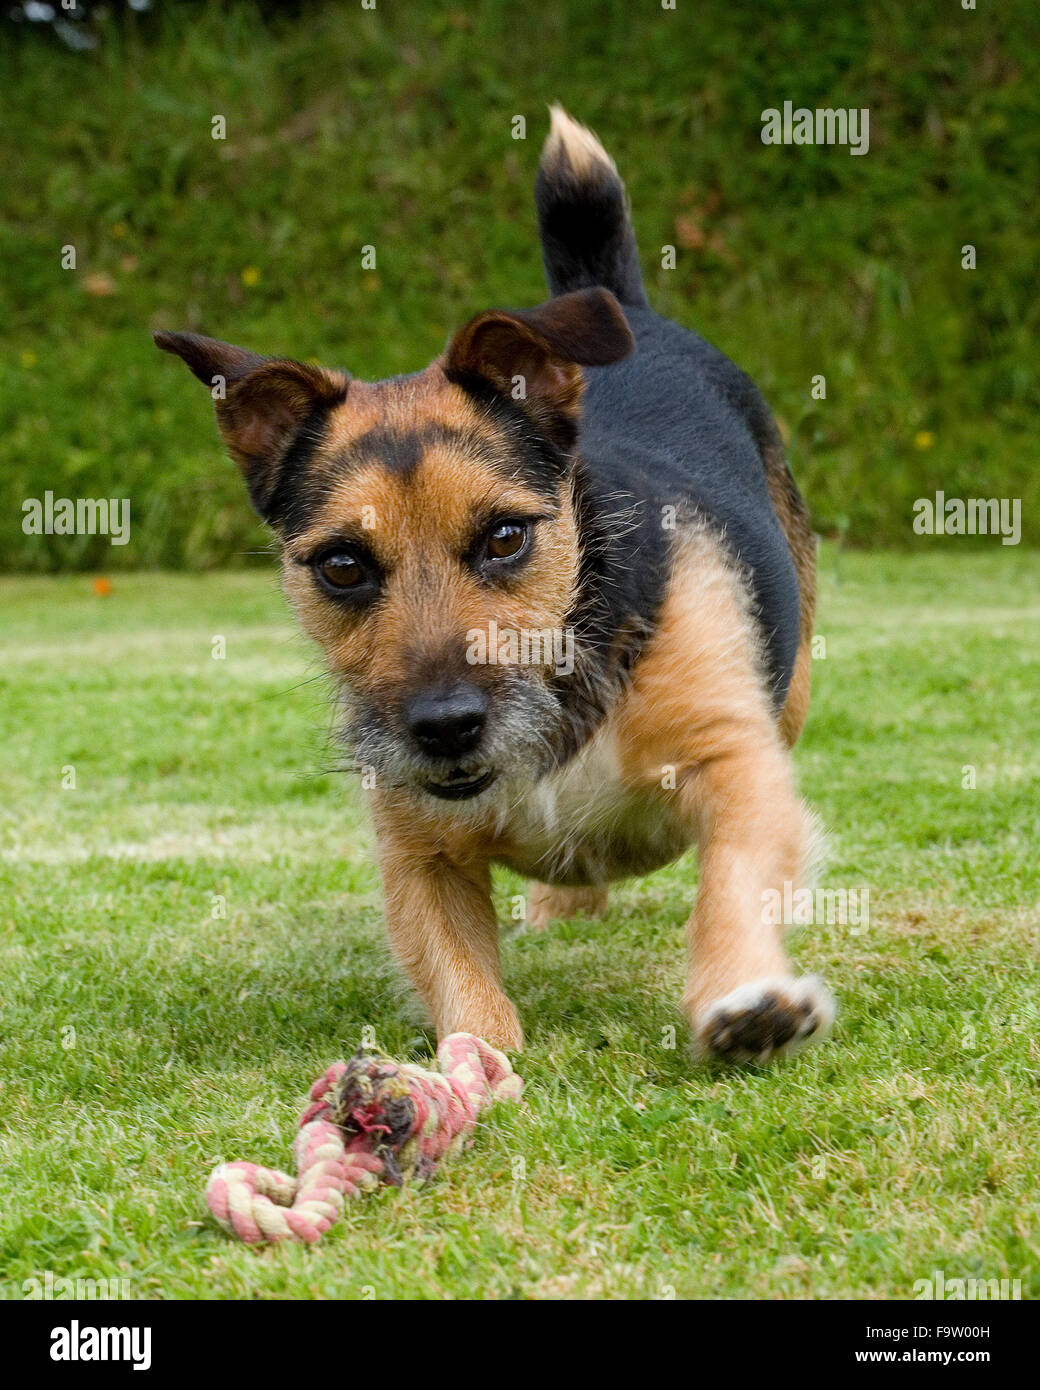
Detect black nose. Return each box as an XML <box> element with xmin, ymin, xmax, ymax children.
<box><xmin>405</xmin><ymin>685</ymin><xmax>489</xmax><ymax>760</ymax></box>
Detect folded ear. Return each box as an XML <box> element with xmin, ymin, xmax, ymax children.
<box><xmin>154</xmin><ymin>331</ymin><xmax>347</xmax><ymax>520</ymax></box>
<box><xmin>442</xmin><ymin>287</ymin><xmax>633</xmax><ymax>448</ymax></box>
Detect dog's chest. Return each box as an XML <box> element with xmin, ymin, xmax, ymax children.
<box><xmin>492</xmin><ymin>728</ymin><xmax>688</xmax><ymax>886</ymax></box>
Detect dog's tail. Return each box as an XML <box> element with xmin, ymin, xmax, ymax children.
<box><xmin>535</xmin><ymin>105</ymin><xmax>648</xmax><ymax>308</ymax></box>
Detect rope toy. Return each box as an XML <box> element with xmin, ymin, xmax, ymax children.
<box><xmin>205</xmin><ymin>1033</ymin><xmax>523</xmax><ymax>1245</ymax></box>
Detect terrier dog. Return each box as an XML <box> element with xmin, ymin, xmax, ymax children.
<box><xmin>156</xmin><ymin>108</ymin><xmax>833</xmax><ymax>1062</ymax></box>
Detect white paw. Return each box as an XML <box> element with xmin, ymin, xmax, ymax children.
<box><xmin>694</xmin><ymin>975</ymin><xmax>835</xmax><ymax>1063</ymax></box>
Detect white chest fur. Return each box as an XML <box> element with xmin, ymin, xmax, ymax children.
<box><xmin>493</xmin><ymin>725</ymin><xmax>689</xmax><ymax>886</ymax></box>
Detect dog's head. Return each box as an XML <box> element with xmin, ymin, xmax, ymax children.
<box><xmin>156</xmin><ymin>288</ymin><xmax>633</xmax><ymax>807</ymax></box>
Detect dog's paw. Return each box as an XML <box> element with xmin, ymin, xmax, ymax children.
<box><xmin>693</xmin><ymin>975</ymin><xmax>835</xmax><ymax>1063</ymax></box>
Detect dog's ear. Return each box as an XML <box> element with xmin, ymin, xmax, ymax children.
<box><xmin>442</xmin><ymin>287</ymin><xmax>633</xmax><ymax>447</ymax></box>
<box><xmin>154</xmin><ymin>331</ymin><xmax>347</xmax><ymax>520</ymax></box>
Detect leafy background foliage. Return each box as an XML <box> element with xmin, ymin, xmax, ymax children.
<box><xmin>1</xmin><ymin>0</ymin><xmax>1037</xmax><ymax>569</ymax></box>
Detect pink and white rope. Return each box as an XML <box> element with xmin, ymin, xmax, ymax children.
<box><xmin>205</xmin><ymin>1033</ymin><xmax>523</xmax><ymax>1245</ymax></box>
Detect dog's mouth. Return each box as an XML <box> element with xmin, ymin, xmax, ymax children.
<box><xmin>423</xmin><ymin>768</ymin><xmax>497</xmax><ymax>801</ymax></box>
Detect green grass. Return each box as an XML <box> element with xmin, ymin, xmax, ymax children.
<box><xmin>2</xmin><ymin>0</ymin><xmax>1039</xmax><ymax>568</ymax></box>
<box><xmin>1</xmin><ymin>547</ymin><xmax>1038</xmax><ymax>1299</ymax></box>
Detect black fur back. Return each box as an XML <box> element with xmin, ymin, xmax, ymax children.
<box><xmin>537</xmin><ymin>116</ymin><xmax>803</xmax><ymax>724</ymax></box>
<box><xmin>574</xmin><ymin>307</ymin><xmax>802</xmax><ymax>713</ymax></box>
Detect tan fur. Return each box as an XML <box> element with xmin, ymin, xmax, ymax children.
<box><xmin>373</xmin><ymin>795</ymin><xmax>524</xmax><ymax>1048</ymax></box>
<box><xmin>321</xmin><ymin>371</ymin><xmax>487</xmax><ymax>448</ymax></box>
<box><xmin>762</xmin><ymin>437</ymin><xmax>817</xmax><ymax>748</ymax></box>
<box><xmin>780</xmin><ymin>643</ymin><xmax>813</xmax><ymax>749</ymax></box>
<box><xmin>275</xmin><ymin>375</ymin><xmax>821</xmax><ymax>1055</ymax></box>
<box><xmin>612</xmin><ymin>534</ymin><xmax>813</xmax><ymax>1028</ymax></box>
<box><xmin>363</xmin><ymin>530</ymin><xmax>821</xmax><ymax>1055</ymax></box>
<box><xmin>544</xmin><ymin>104</ymin><xmax>617</xmax><ymax>179</ymax></box>
<box><xmin>527</xmin><ymin>882</ymin><xmax>609</xmax><ymax>930</ymax></box>
<box><xmin>281</xmin><ymin>371</ymin><xmax>582</xmax><ymax>706</ymax></box>
<box><xmin>157</xmin><ymin>123</ymin><xmax>824</xmax><ymax>1062</ymax></box>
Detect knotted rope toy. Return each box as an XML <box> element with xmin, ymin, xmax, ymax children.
<box><xmin>205</xmin><ymin>1033</ymin><xmax>523</xmax><ymax>1245</ymax></box>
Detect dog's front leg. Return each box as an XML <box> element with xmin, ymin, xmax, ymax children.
<box><xmin>376</xmin><ymin>832</ymin><xmax>523</xmax><ymax>1050</ymax></box>
<box><xmin>679</xmin><ymin>740</ymin><xmax>833</xmax><ymax>1062</ymax></box>
<box><xmin>614</xmin><ymin>535</ymin><xmax>833</xmax><ymax>1063</ymax></box>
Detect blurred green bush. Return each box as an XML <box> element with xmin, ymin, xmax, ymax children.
<box><xmin>1</xmin><ymin>0</ymin><xmax>1037</xmax><ymax>570</ymax></box>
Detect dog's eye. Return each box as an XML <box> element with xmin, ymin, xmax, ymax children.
<box><xmin>485</xmin><ymin>521</ymin><xmax>529</xmax><ymax>562</ymax></box>
<box><xmin>315</xmin><ymin>549</ymin><xmax>367</xmax><ymax>592</ymax></box>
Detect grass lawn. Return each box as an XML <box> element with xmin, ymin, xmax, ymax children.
<box><xmin>1</xmin><ymin>547</ymin><xmax>1038</xmax><ymax>1300</ymax></box>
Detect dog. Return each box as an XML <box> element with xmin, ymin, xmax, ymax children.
<box><xmin>156</xmin><ymin>107</ymin><xmax>833</xmax><ymax>1063</ymax></box>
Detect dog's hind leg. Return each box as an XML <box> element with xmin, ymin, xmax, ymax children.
<box><xmin>527</xmin><ymin>882</ymin><xmax>609</xmax><ymax>931</ymax></box>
